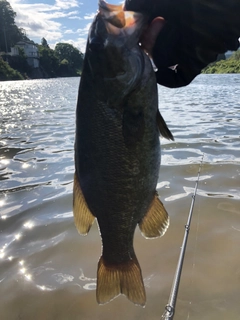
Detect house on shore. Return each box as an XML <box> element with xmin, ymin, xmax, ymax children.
<box><xmin>10</xmin><ymin>40</ymin><xmax>39</xmax><ymax>68</ymax></box>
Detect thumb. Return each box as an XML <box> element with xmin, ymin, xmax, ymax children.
<box><xmin>140</xmin><ymin>17</ymin><xmax>165</xmax><ymax>57</ymax></box>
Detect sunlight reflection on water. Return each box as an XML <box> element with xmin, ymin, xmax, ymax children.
<box><xmin>0</xmin><ymin>75</ymin><xmax>239</xmax><ymax>320</ymax></box>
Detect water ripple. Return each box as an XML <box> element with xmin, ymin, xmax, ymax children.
<box><xmin>0</xmin><ymin>75</ymin><xmax>239</xmax><ymax>319</ymax></box>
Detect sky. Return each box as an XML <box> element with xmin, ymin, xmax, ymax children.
<box><xmin>8</xmin><ymin>0</ymin><xmax>240</xmax><ymax>54</ymax></box>
<box><xmin>8</xmin><ymin>0</ymin><xmax>123</xmax><ymax>52</ymax></box>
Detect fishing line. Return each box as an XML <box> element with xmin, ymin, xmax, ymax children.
<box><xmin>161</xmin><ymin>154</ymin><xmax>204</xmax><ymax>320</ymax></box>
<box><xmin>186</xmin><ymin>180</ymin><xmax>202</xmax><ymax>320</ymax></box>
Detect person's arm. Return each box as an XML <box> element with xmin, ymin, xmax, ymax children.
<box><xmin>124</xmin><ymin>0</ymin><xmax>240</xmax><ymax>88</ymax></box>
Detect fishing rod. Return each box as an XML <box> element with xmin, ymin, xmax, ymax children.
<box><xmin>161</xmin><ymin>154</ymin><xmax>204</xmax><ymax>320</ymax></box>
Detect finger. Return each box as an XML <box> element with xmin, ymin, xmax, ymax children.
<box><xmin>140</xmin><ymin>17</ymin><xmax>165</xmax><ymax>56</ymax></box>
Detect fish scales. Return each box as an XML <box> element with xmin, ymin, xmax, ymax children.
<box><xmin>73</xmin><ymin>0</ymin><xmax>173</xmax><ymax>306</ymax></box>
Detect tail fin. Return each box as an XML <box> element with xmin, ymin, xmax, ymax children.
<box><xmin>96</xmin><ymin>255</ymin><xmax>146</xmax><ymax>306</ymax></box>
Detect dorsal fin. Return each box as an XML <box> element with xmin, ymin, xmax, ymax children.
<box><xmin>157</xmin><ymin>109</ymin><xmax>174</xmax><ymax>140</ymax></box>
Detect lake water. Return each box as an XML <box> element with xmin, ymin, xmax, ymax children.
<box><xmin>0</xmin><ymin>74</ymin><xmax>239</xmax><ymax>320</ymax></box>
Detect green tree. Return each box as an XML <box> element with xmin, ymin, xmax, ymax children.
<box><xmin>57</xmin><ymin>58</ymin><xmax>70</xmax><ymax>77</ymax></box>
<box><xmin>54</xmin><ymin>42</ymin><xmax>84</xmax><ymax>72</ymax></box>
<box><xmin>231</xmin><ymin>50</ymin><xmax>240</xmax><ymax>60</ymax></box>
<box><xmin>38</xmin><ymin>45</ymin><xmax>59</xmax><ymax>77</ymax></box>
<box><xmin>41</xmin><ymin>37</ymin><xmax>50</xmax><ymax>49</ymax></box>
<box><xmin>0</xmin><ymin>0</ymin><xmax>28</xmax><ymax>52</ymax></box>
<box><xmin>202</xmin><ymin>50</ymin><xmax>240</xmax><ymax>74</ymax></box>
<box><xmin>0</xmin><ymin>56</ymin><xmax>24</xmax><ymax>80</ymax></box>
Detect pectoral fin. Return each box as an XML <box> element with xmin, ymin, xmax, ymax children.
<box><xmin>157</xmin><ymin>109</ymin><xmax>174</xmax><ymax>141</ymax></box>
<box><xmin>139</xmin><ymin>193</ymin><xmax>169</xmax><ymax>238</ymax></box>
<box><xmin>73</xmin><ymin>172</ymin><xmax>95</xmax><ymax>235</ymax></box>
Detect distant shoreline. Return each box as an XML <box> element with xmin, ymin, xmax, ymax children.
<box><xmin>1</xmin><ymin>55</ymin><xmax>240</xmax><ymax>81</ymax></box>
<box><xmin>202</xmin><ymin>52</ymin><xmax>240</xmax><ymax>74</ymax></box>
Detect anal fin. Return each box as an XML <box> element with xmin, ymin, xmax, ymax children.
<box><xmin>73</xmin><ymin>172</ymin><xmax>95</xmax><ymax>235</ymax></box>
<box><xmin>139</xmin><ymin>193</ymin><xmax>169</xmax><ymax>238</ymax></box>
<box><xmin>97</xmin><ymin>255</ymin><xmax>146</xmax><ymax>306</ymax></box>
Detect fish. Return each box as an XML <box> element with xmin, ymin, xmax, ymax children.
<box><xmin>73</xmin><ymin>0</ymin><xmax>174</xmax><ymax>307</ymax></box>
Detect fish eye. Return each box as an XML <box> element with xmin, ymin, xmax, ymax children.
<box><xmin>89</xmin><ymin>36</ymin><xmax>104</xmax><ymax>52</ymax></box>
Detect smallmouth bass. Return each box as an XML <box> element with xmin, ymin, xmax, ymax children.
<box><xmin>73</xmin><ymin>0</ymin><xmax>173</xmax><ymax>306</ymax></box>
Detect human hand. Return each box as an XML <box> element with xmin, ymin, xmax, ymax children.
<box><xmin>139</xmin><ymin>17</ymin><xmax>165</xmax><ymax>58</ymax></box>
<box><xmin>124</xmin><ymin>0</ymin><xmax>240</xmax><ymax>88</ymax></box>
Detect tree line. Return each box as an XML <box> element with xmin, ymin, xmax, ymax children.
<box><xmin>202</xmin><ymin>50</ymin><xmax>240</xmax><ymax>74</ymax></box>
<box><xmin>37</xmin><ymin>38</ymin><xmax>84</xmax><ymax>77</ymax></box>
<box><xmin>0</xmin><ymin>0</ymin><xmax>84</xmax><ymax>80</ymax></box>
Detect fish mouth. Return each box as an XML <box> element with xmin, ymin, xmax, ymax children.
<box><xmin>97</xmin><ymin>0</ymin><xmax>147</xmax><ymax>37</ymax></box>
<box><xmin>87</xmin><ymin>0</ymin><xmax>149</xmax><ymax>92</ymax></box>
<box><xmin>98</xmin><ymin>0</ymin><xmax>126</xmax><ymax>29</ymax></box>
<box><xmin>88</xmin><ymin>35</ymin><xmax>105</xmax><ymax>52</ymax></box>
